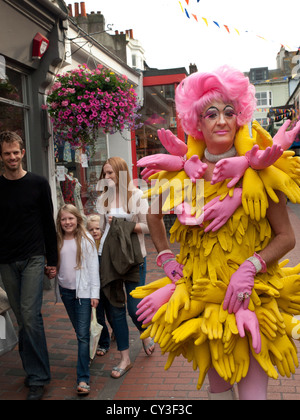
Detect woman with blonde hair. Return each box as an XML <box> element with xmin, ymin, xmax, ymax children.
<box><xmin>96</xmin><ymin>157</ymin><xmax>154</xmax><ymax>379</ymax></box>
<box><xmin>56</xmin><ymin>204</ymin><xmax>100</xmax><ymax>396</ymax></box>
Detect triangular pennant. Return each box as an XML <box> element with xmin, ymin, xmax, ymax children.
<box><xmin>202</xmin><ymin>17</ymin><xmax>208</xmax><ymax>26</ymax></box>
<box><xmin>224</xmin><ymin>25</ymin><xmax>230</xmax><ymax>33</ymax></box>
<box><xmin>178</xmin><ymin>1</ymin><xmax>184</xmax><ymax>12</ymax></box>
<box><xmin>213</xmin><ymin>21</ymin><xmax>220</xmax><ymax>28</ymax></box>
<box><xmin>192</xmin><ymin>14</ymin><xmax>198</xmax><ymax>22</ymax></box>
<box><xmin>185</xmin><ymin>8</ymin><xmax>190</xmax><ymax>18</ymax></box>
<box><xmin>185</xmin><ymin>0</ymin><xmax>189</xmax><ymax>4</ymax></box>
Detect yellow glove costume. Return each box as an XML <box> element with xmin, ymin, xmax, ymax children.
<box><xmin>132</xmin><ymin>121</ymin><xmax>300</xmax><ymax>390</ymax></box>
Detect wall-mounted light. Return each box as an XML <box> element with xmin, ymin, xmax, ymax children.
<box><xmin>32</xmin><ymin>33</ymin><xmax>49</xmax><ymax>60</ymax></box>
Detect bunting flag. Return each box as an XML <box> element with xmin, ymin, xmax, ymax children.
<box><xmin>178</xmin><ymin>0</ymin><xmax>298</xmax><ymax>51</ymax></box>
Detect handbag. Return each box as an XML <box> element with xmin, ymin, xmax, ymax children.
<box><xmin>89</xmin><ymin>307</ymin><xmax>103</xmax><ymax>360</ymax></box>
<box><xmin>0</xmin><ymin>312</ymin><xmax>18</xmax><ymax>357</ymax></box>
<box><xmin>0</xmin><ymin>287</ymin><xmax>10</xmax><ymax>315</ymax></box>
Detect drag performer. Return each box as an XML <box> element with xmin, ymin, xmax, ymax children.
<box><xmin>131</xmin><ymin>65</ymin><xmax>300</xmax><ymax>400</ymax></box>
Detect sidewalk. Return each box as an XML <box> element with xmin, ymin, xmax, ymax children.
<box><xmin>1</xmin><ymin>204</ymin><xmax>300</xmax><ymax>400</ymax></box>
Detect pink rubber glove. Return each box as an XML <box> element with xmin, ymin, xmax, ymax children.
<box><xmin>223</xmin><ymin>260</ymin><xmax>257</xmax><ymax>314</ymax></box>
<box><xmin>184</xmin><ymin>155</ymin><xmax>208</xmax><ymax>183</ymax></box>
<box><xmin>175</xmin><ymin>202</ymin><xmax>204</xmax><ymax>226</ymax></box>
<box><xmin>136</xmin><ymin>283</ymin><xmax>176</xmax><ymax>324</ymax></box>
<box><xmin>158</xmin><ymin>128</ymin><xmax>188</xmax><ymax>156</ymax></box>
<box><xmin>235</xmin><ymin>307</ymin><xmax>261</xmax><ymax>354</ymax></box>
<box><xmin>273</xmin><ymin>120</ymin><xmax>300</xmax><ymax>151</ymax></box>
<box><xmin>211</xmin><ymin>155</ymin><xmax>249</xmax><ymax>188</ymax></box>
<box><xmin>140</xmin><ymin>167</ymin><xmax>160</xmax><ymax>182</ymax></box>
<box><xmin>246</xmin><ymin>144</ymin><xmax>283</xmax><ymax>170</ymax></box>
<box><xmin>200</xmin><ymin>188</ymin><xmax>242</xmax><ymax>232</ymax></box>
<box><xmin>157</xmin><ymin>251</ymin><xmax>184</xmax><ymax>283</ymax></box>
<box><xmin>137</xmin><ymin>154</ymin><xmax>185</xmax><ymax>172</ymax></box>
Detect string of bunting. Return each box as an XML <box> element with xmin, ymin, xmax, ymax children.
<box><xmin>179</xmin><ymin>0</ymin><xmax>298</xmax><ymax>51</ymax></box>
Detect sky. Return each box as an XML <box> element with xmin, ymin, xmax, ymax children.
<box><xmin>68</xmin><ymin>0</ymin><xmax>300</xmax><ymax>74</ymax></box>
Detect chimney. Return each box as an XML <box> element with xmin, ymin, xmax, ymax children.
<box><xmin>68</xmin><ymin>3</ymin><xmax>73</xmax><ymax>17</ymax></box>
<box><xmin>129</xmin><ymin>29</ymin><xmax>134</xmax><ymax>39</ymax></box>
<box><xmin>74</xmin><ymin>2</ymin><xmax>79</xmax><ymax>17</ymax></box>
<box><xmin>80</xmin><ymin>2</ymin><xmax>87</xmax><ymax>17</ymax></box>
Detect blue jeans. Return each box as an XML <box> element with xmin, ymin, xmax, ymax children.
<box><xmin>110</xmin><ymin>258</ymin><xmax>147</xmax><ymax>351</ymax></box>
<box><xmin>0</xmin><ymin>256</ymin><xmax>51</xmax><ymax>386</ymax></box>
<box><xmin>59</xmin><ymin>286</ymin><xmax>91</xmax><ymax>384</ymax></box>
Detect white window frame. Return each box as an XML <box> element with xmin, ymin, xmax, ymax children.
<box><xmin>256</xmin><ymin>91</ymin><xmax>272</xmax><ymax>107</ymax></box>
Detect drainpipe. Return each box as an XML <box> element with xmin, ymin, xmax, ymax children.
<box><xmin>35</xmin><ymin>0</ymin><xmax>68</xmax><ymax>20</ymax></box>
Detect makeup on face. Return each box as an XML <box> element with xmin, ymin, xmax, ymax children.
<box><xmin>201</xmin><ymin>105</ymin><xmax>237</xmax><ymax>122</ymax></box>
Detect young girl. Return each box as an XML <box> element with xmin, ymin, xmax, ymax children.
<box><xmin>56</xmin><ymin>204</ymin><xmax>100</xmax><ymax>396</ymax></box>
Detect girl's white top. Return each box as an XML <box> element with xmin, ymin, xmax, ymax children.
<box><xmin>55</xmin><ymin>233</ymin><xmax>100</xmax><ymax>301</ymax></box>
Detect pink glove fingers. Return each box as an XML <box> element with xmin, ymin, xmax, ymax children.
<box><xmin>223</xmin><ymin>260</ymin><xmax>256</xmax><ymax>314</ymax></box>
<box><xmin>158</xmin><ymin>128</ymin><xmax>188</xmax><ymax>156</ymax></box>
<box><xmin>236</xmin><ymin>308</ymin><xmax>261</xmax><ymax>354</ymax></box>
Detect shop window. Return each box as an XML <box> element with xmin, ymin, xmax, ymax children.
<box><xmin>55</xmin><ymin>131</ymin><xmax>108</xmax><ymax>215</ymax></box>
<box><xmin>135</xmin><ymin>84</ymin><xmax>180</xmax><ymax>177</ymax></box>
<box><xmin>0</xmin><ymin>60</ymin><xmax>29</xmax><ymax>174</ymax></box>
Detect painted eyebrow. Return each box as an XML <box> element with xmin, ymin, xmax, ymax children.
<box><xmin>205</xmin><ymin>105</ymin><xmax>235</xmax><ymax>112</ymax></box>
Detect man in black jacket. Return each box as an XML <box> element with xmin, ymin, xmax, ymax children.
<box><xmin>0</xmin><ymin>131</ymin><xmax>58</xmax><ymax>400</ymax></box>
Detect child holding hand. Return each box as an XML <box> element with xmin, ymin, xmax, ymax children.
<box><xmin>56</xmin><ymin>205</ymin><xmax>100</xmax><ymax>396</ymax></box>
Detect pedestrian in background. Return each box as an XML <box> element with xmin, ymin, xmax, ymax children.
<box><xmin>0</xmin><ymin>131</ymin><xmax>58</xmax><ymax>400</ymax></box>
<box><xmin>55</xmin><ymin>204</ymin><xmax>100</xmax><ymax>396</ymax></box>
<box><xmin>96</xmin><ymin>157</ymin><xmax>154</xmax><ymax>379</ymax></box>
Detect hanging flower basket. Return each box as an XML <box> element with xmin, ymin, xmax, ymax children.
<box><xmin>45</xmin><ymin>64</ymin><xmax>142</xmax><ymax>148</ymax></box>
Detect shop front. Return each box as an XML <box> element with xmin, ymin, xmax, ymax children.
<box><xmin>0</xmin><ymin>0</ymin><xmax>68</xmax><ymax>190</ymax></box>
<box><xmin>135</xmin><ymin>68</ymin><xmax>188</xmax><ymax>178</ymax></box>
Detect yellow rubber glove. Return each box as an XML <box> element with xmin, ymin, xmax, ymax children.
<box><xmin>186</xmin><ymin>135</ymin><xmax>206</xmax><ymax>160</ymax></box>
<box><xmin>251</xmin><ymin>120</ymin><xmax>273</xmax><ymax>149</ymax></box>
<box><xmin>234</xmin><ymin>124</ymin><xmax>255</xmax><ymax>156</ymax></box>
<box><xmin>191</xmin><ymin>278</ymin><xmax>227</xmax><ymax>304</ymax></box>
<box><xmin>250</xmin><ymin>333</ymin><xmax>278</xmax><ymax>379</ymax></box>
<box><xmin>278</xmin><ymin>259</ymin><xmax>300</xmax><ymax>276</ymax></box>
<box><xmin>255</xmin><ymin>306</ymin><xmax>279</xmax><ymax>340</ymax></box>
<box><xmin>281</xmin><ymin>312</ymin><xmax>300</xmax><ymax>340</ymax></box>
<box><xmin>273</xmin><ymin>151</ymin><xmax>300</xmax><ymax>185</ymax></box>
<box><xmin>165</xmin><ymin>281</ymin><xmax>191</xmax><ymax>324</ymax></box>
<box><xmin>172</xmin><ymin>317</ymin><xmax>207</xmax><ymax>345</ymax></box>
<box><xmin>242</xmin><ymin>168</ymin><xmax>268</xmax><ymax>221</ymax></box>
<box><xmin>209</xmin><ymin>339</ymin><xmax>235</xmax><ymax>382</ymax></box>
<box><xmin>164</xmin><ymin>347</ymin><xmax>183</xmax><ymax>370</ymax></box>
<box><xmin>192</xmin><ymin>341</ymin><xmax>211</xmax><ymax>390</ymax></box>
<box><xmin>130</xmin><ymin>277</ymin><xmax>171</xmax><ymax>299</ymax></box>
<box><xmin>259</xmin><ymin>165</ymin><xmax>300</xmax><ymax>204</ymax></box>
<box><xmin>229</xmin><ymin>337</ymin><xmax>250</xmax><ymax>385</ymax></box>
<box><xmin>220</xmin><ymin>309</ymin><xmax>239</xmax><ymax>355</ymax></box>
<box><xmin>270</xmin><ymin>335</ymin><xmax>298</xmax><ymax>377</ymax></box>
<box><xmin>201</xmin><ymin>303</ymin><xmax>223</xmax><ymax>340</ymax></box>
<box><xmin>254</xmin><ymin>282</ymin><xmax>281</xmax><ymax>299</ymax></box>
<box><xmin>260</xmin><ymin>298</ymin><xmax>286</xmax><ymax>335</ymax></box>
<box><xmin>277</xmin><ymin>274</ymin><xmax>300</xmax><ymax>315</ymax></box>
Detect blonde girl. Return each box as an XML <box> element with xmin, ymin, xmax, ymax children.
<box><xmin>56</xmin><ymin>204</ymin><xmax>100</xmax><ymax>396</ymax></box>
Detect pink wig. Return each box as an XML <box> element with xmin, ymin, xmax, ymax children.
<box><xmin>175</xmin><ymin>65</ymin><xmax>257</xmax><ymax>139</ymax></box>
